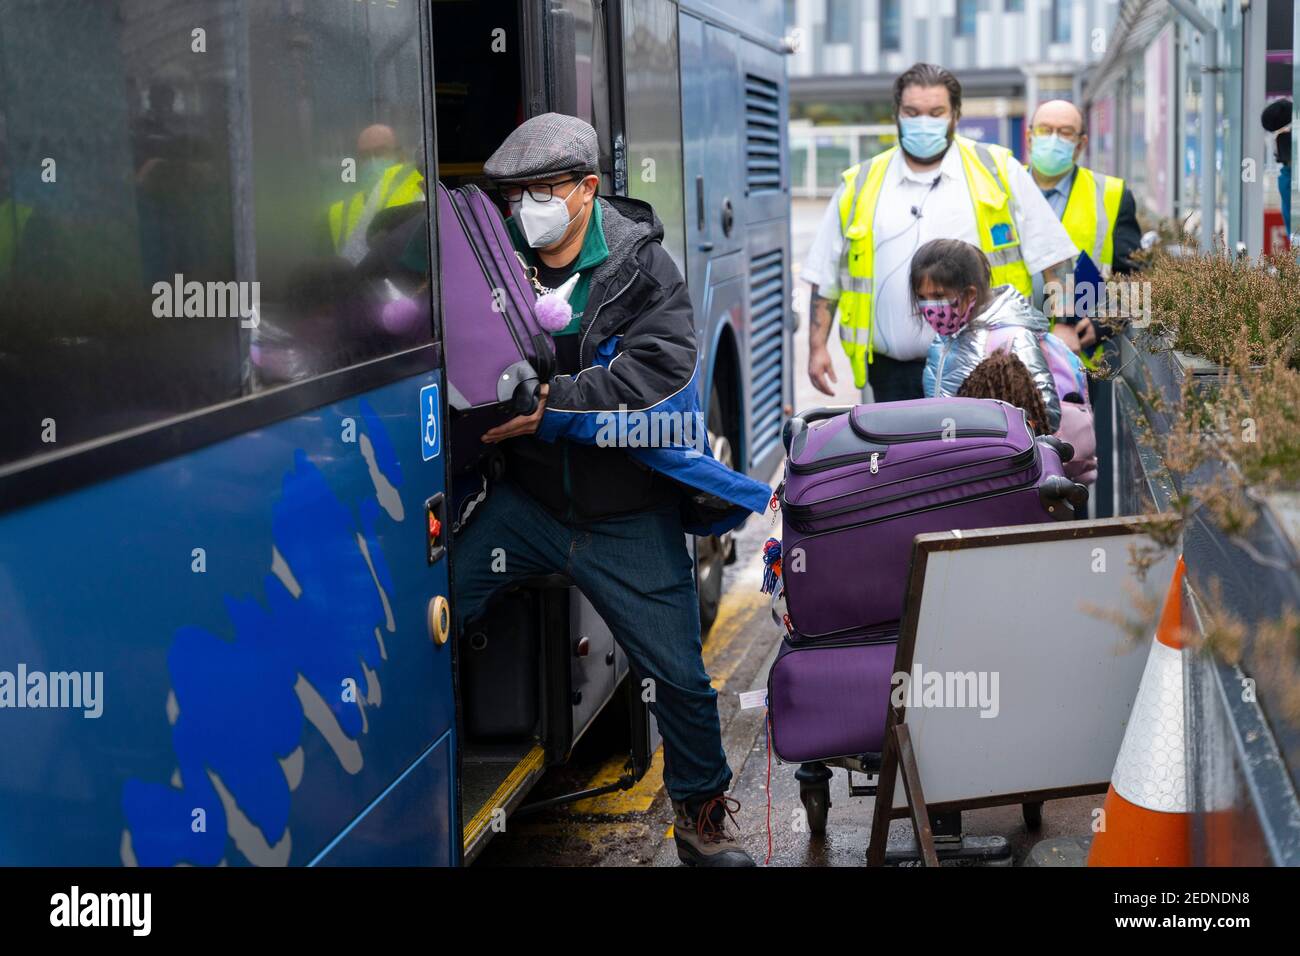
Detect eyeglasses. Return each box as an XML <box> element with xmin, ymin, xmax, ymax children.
<box><xmin>499</xmin><ymin>178</ymin><xmax>580</xmax><ymax>203</ymax></box>
<box><xmin>1031</xmin><ymin>124</ymin><xmax>1082</xmax><ymax>142</ymax></box>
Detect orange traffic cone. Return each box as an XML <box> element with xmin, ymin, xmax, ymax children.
<box><xmin>1088</xmin><ymin>555</ymin><xmax>1190</xmax><ymax>866</ymax></box>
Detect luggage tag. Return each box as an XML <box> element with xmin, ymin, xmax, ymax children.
<box><xmin>738</xmin><ymin>689</ymin><xmax>768</xmax><ymax>710</ymax></box>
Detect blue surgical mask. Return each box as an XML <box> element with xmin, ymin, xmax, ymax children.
<box><xmin>898</xmin><ymin>116</ymin><xmax>952</xmax><ymax>161</ymax></box>
<box><xmin>1030</xmin><ymin>134</ymin><xmax>1077</xmax><ymax>178</ymax></box>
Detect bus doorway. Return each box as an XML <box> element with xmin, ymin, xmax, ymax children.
<box><xmin>429</xmin><ymin>0</ymin><xmax>651</xmax><ymax>864</ymax></box>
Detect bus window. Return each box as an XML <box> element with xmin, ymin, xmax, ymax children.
<box><xmin>621</xmin><ymin>0</ymin><xmax>687</xmax><ymax>273</ymax></box>
<box><xmin>0</xmin><ymin>1</ymin><xmax>432</xmax><ymax>468</ymax></box>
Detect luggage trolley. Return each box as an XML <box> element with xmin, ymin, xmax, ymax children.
<box><xmin>767</xmin><ymin>403</ymin><xmax>1087</xmax><ymax>863</ymax></box>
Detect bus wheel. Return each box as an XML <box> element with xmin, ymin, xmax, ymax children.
<box><xmin>697</xmin><ymin>385</ymin><xmax>734</xmax><ymax>634</ymax></box>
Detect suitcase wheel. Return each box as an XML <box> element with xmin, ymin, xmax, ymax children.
<box><xmin>799</xmin><ymin>781</ymin><xmax>831</xmax><ymax>835</ymax></box>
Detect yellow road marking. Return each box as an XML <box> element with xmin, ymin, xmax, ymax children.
<box><xmin>705</xmin><ymin>590</ymin><xmax>767</xmax><ymax>689</ymax></box>
<box><xmin>566</xmin><ymin>749</ymin><xmax>665</xmax><ymax>815</ymax></box>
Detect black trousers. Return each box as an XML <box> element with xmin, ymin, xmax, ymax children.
<box><xmin>862</xmin><ymin>354</ymin><xmax>926</xmax><ymax>404</ymax></box>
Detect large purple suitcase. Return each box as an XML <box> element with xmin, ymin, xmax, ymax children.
<box><xmin>436</xmin><ymin>182</ymin><xmax>554</xmax><ymax>472</ymax></box>
<box><xmin>778</xmin><ymin>397</ymin><xmax>1085</xmax><ymax>642</ymax></box>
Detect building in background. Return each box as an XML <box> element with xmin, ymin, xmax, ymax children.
<box><xmin>784</xmin><ymin>0</ymin><xmax>1120</xmax><ymax>197</ymax></box>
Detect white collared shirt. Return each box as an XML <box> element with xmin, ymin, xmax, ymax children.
<box><xmin>800</xmin><ymin>144</ymin><xmax>1077</xmax><ymax>361</ymax></box>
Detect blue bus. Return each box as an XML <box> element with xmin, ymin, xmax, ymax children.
<box><xmin>0</xmin><ymin>0</ymin><xmax>792</xmax><ymax>866</ymax></box>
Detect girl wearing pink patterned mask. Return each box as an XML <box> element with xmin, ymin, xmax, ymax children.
<box><xmin>914</xmin><ymin>238</ymin><xmax>1062</xmax><ymax>433</ymax></box>
<box><xmin>909</xmin><ymin>238</ymin><xmax>990</xmax><ymax>338</ymax></box>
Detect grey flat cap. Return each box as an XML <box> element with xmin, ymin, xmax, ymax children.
<box><xmin>484</xmin><ymin>112</ymin><xmax>598</xmax><ymax>183</ymax></box>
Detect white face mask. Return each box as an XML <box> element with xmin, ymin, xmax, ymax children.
<box><xmin>511</xmin><ymin>180</ymin><xmax>582</xmax><ymax>249</ymax></box>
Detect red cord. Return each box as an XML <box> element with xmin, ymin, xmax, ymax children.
<box><xmin>764</xmin><ymin>709</ymin><xmax>773</xmax><ymax>866</ymax></box>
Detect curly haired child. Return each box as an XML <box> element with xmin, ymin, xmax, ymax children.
<box><xmin>958</xmin><ymin>350</ymin><xmax>1098</xmax><ymax>482</ymax></box>
<box><xmin>956</xmin><ymin>350</ymin><xmax>1051</xmax><ymax>435</ymax></box>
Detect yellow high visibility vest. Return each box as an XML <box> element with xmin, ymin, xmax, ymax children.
<box><xmin>1047</xmin><ymin>165</ymin><xmax>1125</xmax><ymax>372</ymax></box>
<box><xmin>329</xmin><ymin>162</ymin><xmax>425</xmax><ymax>251</ymax></box>
<box><xmin>1060</xmin><ymin>165</ymin><xmax>1125</xmax><ymax>275</ymax></box>
<box><xmin>836</xmin><ymin>136</ymin><xmax>1033</xmax><ymax>388</ymax></box>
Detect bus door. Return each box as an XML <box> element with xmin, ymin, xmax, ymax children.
<box><xmin>0</xmin><ymin>0</ymin><xmax>455</xmax><ymax>866</ymax></box>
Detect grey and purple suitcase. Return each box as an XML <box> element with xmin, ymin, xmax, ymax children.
<box><xmin>435</xmin><ymin>182</ymin><xmax>555</xmax><ymax>473</ymax></box>
<box><xmin>777</xmin><ymin>397</ymin><xmax>1086</xmax><ymax>643</ymax></box>
<box><xmin>766</xmin><ymin>398</ymin><xmax>1087</xmax><ymax>808</ymax></box>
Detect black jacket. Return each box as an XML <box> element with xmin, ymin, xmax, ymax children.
<box><xmin>1111</xmin><ymin>185</ymin><xmax>1142</xmax><ymax>276</ymax></box>
<box><xmin>506</xmin><ymin>195</ymin><xmax>701</xmax><ymax>523</ymax></box>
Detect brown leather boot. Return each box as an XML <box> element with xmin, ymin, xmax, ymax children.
<box><xmin>672</xmin><ymin>794</ymin><xmax>755</xmax><ymax>867</ymax></box>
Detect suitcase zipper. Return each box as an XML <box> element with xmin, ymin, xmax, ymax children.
<box><xmin>791</xmin><ymin>406</ymin><xmax>1030</xmax><ymax>475</ymax></box>
<box><xmin>789</xmin><ymin>446</ymin><xmax>890</xmax><ymax>475</ymax></box>
<box><xmin>783</xmin><ymin>622</ymin><xmax>900</xmax><ymax>647</ymax></box>
<box><xmin>781</xmin><ymin>446</ymin><xmax>1040</xmax><ymax>528</ymax></box>
<box><xmin>785</xmin><ymin>442</ymin><xmax>1036</xmax><ymax>513</ymax></box>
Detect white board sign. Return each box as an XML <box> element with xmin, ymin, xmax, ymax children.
<box><xmin>890</xmin><ymin>519</ymin><xmax>1179</xmax><ymax>810</ymax></box>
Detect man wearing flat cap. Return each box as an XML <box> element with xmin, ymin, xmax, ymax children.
<box><xmin>451</xmin><ymin>112</ymin><xmax>769</xmax><ymax>866</ymax></box>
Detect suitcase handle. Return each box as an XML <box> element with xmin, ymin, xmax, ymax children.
<box><xmin>499</xmin><ymin>360</ymin><xmax>543</xmax><ymax>415</ymax></box>
<box><xmin>529</xmin><ymin>332</ymin><xmax>555</xmax><ymax>383</ymax></box>
<box><xmin>1036</xmin><ymin>434</ymin><xmax>1075</xmax><ymax>464</ymax></box>
<box><xmin>782</xmin><ymin>405</ymin><xmax>854</xmax><ymax>454</ymax></box>
<box><xmin>1039</xmin><ymin>474</ymin><xmax>1089</xmax><ymax>514</ymax></box>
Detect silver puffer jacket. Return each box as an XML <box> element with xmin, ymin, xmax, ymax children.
<box><xmin>922</xmin><ymin>286</ymin><xmax>1061</xmax><ymax>432</ymax></box>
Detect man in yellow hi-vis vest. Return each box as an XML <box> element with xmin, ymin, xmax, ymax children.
<box><xmin>1026</xmin><ymin>99</ymin><xmax>1141</xmax><ymax>358</ymax></box>
<box><xmin>329</xmin><ymin>124</ymin><xmax>425</xmax><ymax>261</ymax></box>
<box><xmin>1027</xmin><ymin>99</ymin><xmax>1142</xmax><ymax>520</ymax></box>
<box><xmin>803</xmin><ymin>64</ymin><xmax>1077</xmax><ymax>403</ymax></box>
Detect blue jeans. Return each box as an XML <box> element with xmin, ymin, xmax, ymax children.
<box><xmin>451</xmin><ymin>480</ymin><xmax>731</xmax><ymax>803</ymax></box>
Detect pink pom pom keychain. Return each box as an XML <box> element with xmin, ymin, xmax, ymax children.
<box><xmin>534</xmin><ymin>271</ymin><xmax>581</xmax><ymax>332</ymax></box>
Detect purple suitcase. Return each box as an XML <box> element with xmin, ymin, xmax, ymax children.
<box><xmin>768</xmin><ymin>635</ymin><xmax>896</xmax><ymax>763</ymax></box>
<box><xmin>436</xmin><ymin>182</ymin><xmax>555</xmax><ymax>472</ymax></box>
<box><xmin>778</xmin><ymin>397</ymin><xmax>1085</xmax><ymax>642</ymax></box>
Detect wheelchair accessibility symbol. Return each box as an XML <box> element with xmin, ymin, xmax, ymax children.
<box><xmin>420</xmin><ymin>384</ymin><xmax>440</xmax><ymax>461</ymax></box>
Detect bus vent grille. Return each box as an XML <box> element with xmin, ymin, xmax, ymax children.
<box><xmin>744</xmin><ymin>74</ymin><xmax>782</xmax><ymax>194</ymax></box>
<box><xmin>749</xmin><ymin>248</ymin><xmax>786</xmax><ymax>463</ymax></box>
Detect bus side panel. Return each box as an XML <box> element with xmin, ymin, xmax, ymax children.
<box><xmin>314</xmin><ymin>729</ymin><xmax>454</xmax><ymax>866</ymax></box>
<box><xmin>682</xmin><ymin>11</ymin><xmax>792</xmax><ymax>479</ymax></box>
<box><xmin>737</xmin><ymin>38</ymin><xmax>793</xmax><ymax>477</ymax></box>
<box><xmin>0</xmin><ymin>373</ymin><xmax>454</xmax><ymax>866</ymax></box>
